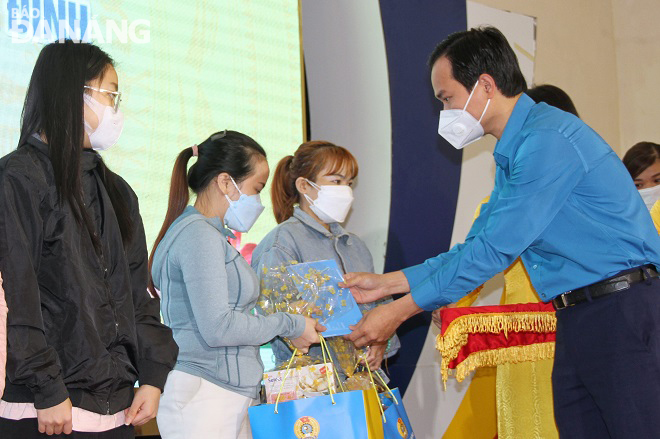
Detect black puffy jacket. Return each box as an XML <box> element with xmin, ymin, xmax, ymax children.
<box><xmin>0</xmin><ymin>136</ymin><xmax>178</xmax><ymax>414</ymax></box>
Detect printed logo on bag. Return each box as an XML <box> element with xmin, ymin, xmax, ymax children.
<box><xmin>397</xmin><ymin>418</ymin><xmax>408</xmax><ymax>437</ymax></box>
<box><xmin>294</xmin><ymin>416</ymin><xmax>320</xmax><ymax>439</ymax></box>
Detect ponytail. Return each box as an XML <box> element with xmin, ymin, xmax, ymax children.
<box><xmin>271</xmin><ymin>155</ymin><xmax>297</xmax><ymax>224</ymax></box>
<box><xmin>148</xmin><ymin>130</ymin><xmax>266</xmax><ymax>296</ymax></box>
<box><xmin>148</xmin><ymin>147</ymin><xmax>194</xmax><ymax>296</ymax></box>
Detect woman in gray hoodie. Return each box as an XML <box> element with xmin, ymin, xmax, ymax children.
<box><xmin>149</xmin><ymin>131</ymin><xmax>323</xmax><ymax>439</ymax></box>
<box><xmin>252</xmin><ymin>141</ymin><xmax>400</xmax><ymax>375</ymax></box>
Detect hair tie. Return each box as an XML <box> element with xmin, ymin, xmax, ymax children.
<box><xmin>191</xmin><ymin>144</ymin><xmax>199</xmax><ymax>157</ymax></box>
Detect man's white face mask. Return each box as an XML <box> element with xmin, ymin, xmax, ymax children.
<box><xmin>437</xmin><ymin>80</ymin><xmax>490</xmax><ymax>149</ymax></box>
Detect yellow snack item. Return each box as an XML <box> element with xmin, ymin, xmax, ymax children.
<box><xmin>326</xmin><ymin>337</ymin><xmax>358</xmax><ymax>378</ymax></box>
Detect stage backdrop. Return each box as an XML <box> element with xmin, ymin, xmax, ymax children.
<box><xmin>301</xmin><ymin>1</ymin><xmax>466</xmax><ymax>438</ymax></box>
<box><xmin>1</xmin><ymin>0</ymin><xmax>304</xmax><ymax>261</ymax></box>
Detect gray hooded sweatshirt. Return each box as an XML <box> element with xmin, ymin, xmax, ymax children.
<box><xmin>151</xmin><ymin>206</ymin><xmax>305</xmax><ymax>398</ymax></box>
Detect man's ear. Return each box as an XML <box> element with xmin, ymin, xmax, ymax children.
<box><xmin>479</xmin><ymin>73</ymin><xmax>497</xmax><ymax>98</ymax></box>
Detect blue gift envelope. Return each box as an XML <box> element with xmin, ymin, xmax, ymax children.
<box><xmin>286</xmin><ymin>260</ymin><xmax>363</xmax><ymax>337</ymax></box>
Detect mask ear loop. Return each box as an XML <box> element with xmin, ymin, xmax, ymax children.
<box><xmin>230</xmin><ymin>176</ymin><xmax>243</xmax><ymax>195</ymax></box>
<box><xmin>462</xmin><ymin>81</ymin><xmax>491</xmax><ymax>139</ymax></box>
<box><xmin>461</xmin><ymin>80</ymin><xmax>481</xmax><ymax>111</ymax></box>
<box><xmin>223</xmin><ymin>176</ymin><xmax>243</xmax><ymax>205</ymax></box>
<box><xmin>303</xmin><ymin>179</ymin><xmax>320</xmax><ymax>206</ymax></box>
<box><xmin>477</xmin><ymin>99</ymin><xmax>491</xmax><ymax>123</ymax></box>
<box><xmin>83</xmin><ymin>94</ymin><xmax>102</xmax><ymax>135</ymax></box>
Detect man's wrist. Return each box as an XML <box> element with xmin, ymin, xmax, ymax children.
<box><xmin>391</xmin><ymin>294</ymin><xmax>423</xmax><ymax>323</ymax></box>
<box><xmin>383</xmin><ymin>271</ymin><xmax>410</xmax><ymax>296</ymax></box>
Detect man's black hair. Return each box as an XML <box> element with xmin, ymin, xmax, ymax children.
<box><xmin>428</xmin><ymin>26</ymin><xmax>527</xmax><ymax>97</ymax></box>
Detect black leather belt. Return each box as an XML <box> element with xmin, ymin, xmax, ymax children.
<box><xmin>552</xmin><ymin>265</ymin><xmax>659</xmax><ymax>310</ymax></box>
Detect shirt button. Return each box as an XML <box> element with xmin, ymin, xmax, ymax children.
<box><xmin>533</xmin><ymin>265</ymin><xmax>538</xmax><ymax>269</ymax></box>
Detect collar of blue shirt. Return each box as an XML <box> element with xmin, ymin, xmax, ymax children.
<box><xmin>494</xmin><ymin>93</ymin><xmax>535</xmax><ymax>166</ymax></box>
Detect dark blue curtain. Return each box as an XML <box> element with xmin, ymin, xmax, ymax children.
<box><xmin>380</xmin><ymin>0</ymin><xmax>466</xmax><ymax>395</ymax></box>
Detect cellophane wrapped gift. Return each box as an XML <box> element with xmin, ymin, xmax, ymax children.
<box><xmin>256</xmin><ymin>259</ymin><xmax>362</xmax><ymax>336</ymax></box>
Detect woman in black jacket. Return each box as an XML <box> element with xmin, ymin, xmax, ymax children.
<box><xmin>0</xmin><ymin>41</ymin><xmax>178</xmax><ymax>438</ymax></box>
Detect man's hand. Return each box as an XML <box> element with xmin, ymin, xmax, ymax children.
<box><xmin>431</xmin><ymin>308</ymin><xmax>443</xmax><ymax>329</ymax></box>
<box><xmin>340</xmin><ymin>272</ymin><xmax>387</xmax><ymax>303</ymax></box>
<box><xmin>431</xmin><ymin>303</ymin><xmax>456</xmax><ymax>329</ymax></box>
<box><xmin>346</xmin><ymin>295</ymin><xmax>422</xmax><ymax>348</ymax></box>
<box><xmin>124</xmin><ymin>384</ymin><xmax>161</xmax><ymax>427</ymax></box>
<box><xmin>37</xmin><ymin>398</ymin><xmax>72</xmax><ymax>435</ymax></box>
<box><xmin>346</xmin><ymin>304</ymin><xmax>401</xmax><ymax>347</ymax></box>
<box><xmin>340</xmin><ymin>271</ymin><xmax>410</xmax><ymax>304</ymax></box>
<box><xmin>363</xmin><ymin>342</ymin><xmax>387</xmax><ymax>370</ymax></box>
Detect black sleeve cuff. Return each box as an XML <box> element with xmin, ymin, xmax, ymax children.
<box><xmin>137</xmin><ymin>360</ymin><xmax>172</xmax><ymax>392</ymax></box>
<box><xmin>32</xmin><ymin>378</ymin><xmax>69</xmax><ymax>409</ymax></box>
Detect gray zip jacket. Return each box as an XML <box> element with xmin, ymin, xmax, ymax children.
<box><xmin>251</xmin><ymin>206</ymin><xmax>400</xmax><ymax>367</ymax></box>
<box><xmin>151</xmin><ymin>206</ymin><xmax>305</xmax><ymax>398</ymax></box>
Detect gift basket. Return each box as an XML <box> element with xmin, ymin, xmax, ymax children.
<box><xmin>250</xmin><ymin>336</ymin><xmax>414</xmax><ymax>439</ymax></box>
<box><xmin>251</xmin><ymin>260</ymin><xmax>416</xmax><ymax>438</ymax></box>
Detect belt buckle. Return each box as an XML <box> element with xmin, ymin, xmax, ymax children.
<box><xmin>561</xmin><ymin>291</ymin><xmax>571</xmax><ymax>308</ymax></box>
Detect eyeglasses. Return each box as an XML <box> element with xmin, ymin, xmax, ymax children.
<box><xmin>84</xmin><ymin>85</ymin><xmax>122</xmax><ymax>112</ymax></box>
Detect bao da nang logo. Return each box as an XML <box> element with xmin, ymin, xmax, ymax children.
<box><xmin>294</xmin><ymin>416</ymin><xmax>320</xmax><ymax>439</ymax></box>
<box><xmin>6</xmin><ymin>0</ymin><xmax>150</xmax><ymax>44</ymax></box>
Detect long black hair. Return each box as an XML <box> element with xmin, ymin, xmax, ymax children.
<box><xmin>148</xmin><ymin>130</ymin><xmax>266</xmax><ymax>295</ymax></box>
<box><xmin>19</xmin><ymin>40</ymin><xmax>133</xmax><ymax>249</ymax></box>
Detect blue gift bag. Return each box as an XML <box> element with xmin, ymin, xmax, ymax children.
<box><xmin>249</xmin><ymin>389</ymin><xmax>384</xmax><ymax>439</ymax></box>
<box><xmin>380</xmin><ymin>388</ymin><xmax>415</xmax><ymax>439</ymax></box>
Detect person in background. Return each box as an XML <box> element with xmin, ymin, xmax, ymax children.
<box><xmin>150</xmin><ymin>131</ymin><xmax>323</xmax><ymax>439</ymax></box>
<box><xmin>251</xmin><ymin>141</ymin><xmax>400</xmax><ymax>373</ymax></box>
<box><xmin>526</xmin><ymin>84</ymin><xmax>580</xmax><ymax>117</ymax></box>
<box><xmin>0</xmin><ymin>41</ymin><xmax>178</xmax><ymax>438</ymax></box>
<box><xmin>623</xmin><ymin>141</ymin><xmax>660</xmax><ymax>231</ymax></box>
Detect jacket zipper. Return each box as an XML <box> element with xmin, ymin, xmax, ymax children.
<box><xmin>99</xmin><ymin>247</ymin><xmax>120</xmax><ymax>414</ymax></box>
<box><xmin>84</xmin><ymin>171</ymin><xmax>121</xmax><ymax>414</ymax></box>
<box><xmin>105</xmin><ymin>357</ymin><xmax>119</xmax><ymax>414</ymax></box>
<box><xmin>333</xmin><ymin>236</ymin><xmax>349</xmax><ymax>274</ymax></box>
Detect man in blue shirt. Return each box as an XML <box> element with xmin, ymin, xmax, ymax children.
<box><xmin>344</xmin><ymin>26</ymin><xmax>660</xmax><ymax>438</ymax></box>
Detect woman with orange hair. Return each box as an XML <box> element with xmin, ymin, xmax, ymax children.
<box><xmin>252</xmin><ymin>141</ymin><xmax>400</xmax><ymax>372</ymax></box>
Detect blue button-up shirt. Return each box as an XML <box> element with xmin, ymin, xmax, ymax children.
<box><xmin>404</xmin><ymin>93</ymin><xmax>660</xmax><ymax>310</ymax></box>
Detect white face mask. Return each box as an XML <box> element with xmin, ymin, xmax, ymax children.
<box><xmin>223</xmin><ymin>177</ymin><xmax>265</xmax><ymax>232</ymax></box>
<box><xmin>639</xmin><ymin>185</ymin><xmax>660</xmax><ymax>211</ymax></box>
<box><xmin>83</xmin><ymin>94</ymin><xmax>124</xmax><ymax>151</ymax></box>
<box><xmin>303</xmin><ymin>179</ymin><xmax>354</xmax><ymax>224</ymax></box>
<box><xmin>438</xmin><ymin>80</ymin><xmax>490</xmax><ymax>149</ymax></box>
